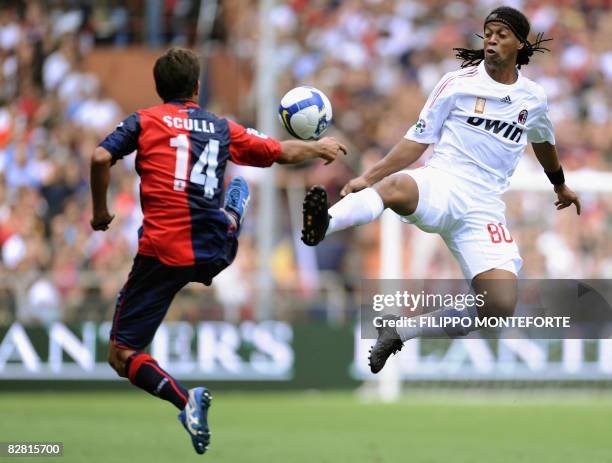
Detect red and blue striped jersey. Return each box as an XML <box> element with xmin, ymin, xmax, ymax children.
<box><xmin>99</xmin><ymin>100</ymin><xmax>281</xmax><ymax>266</ymax></box>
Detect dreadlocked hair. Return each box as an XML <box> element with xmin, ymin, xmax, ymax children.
<box><xmin>453</xmin><ymin>32</ymin><xmax>552</xmax><ymax>69</ymax></box>
<box><xmin>453</xmin><ymin>46</ymin><xmax>484</xmax><ymax>68</ymax></box>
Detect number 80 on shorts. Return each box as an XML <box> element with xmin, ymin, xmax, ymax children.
<box><xmin>487</xmin><ymin>223</ymin><xmax>513</xmax><ymax>244</ymax></box>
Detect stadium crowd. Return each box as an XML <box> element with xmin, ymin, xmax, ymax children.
<box><xmin>0</xmin><ymin>0</ymin><xmax>610</xmax><ymax>325</ymax></box>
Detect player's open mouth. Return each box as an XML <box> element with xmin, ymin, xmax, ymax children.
<box><xmin>486</xmin><ymin>49</ymin><xmax>497</xmax><ymax>55</ymax></box>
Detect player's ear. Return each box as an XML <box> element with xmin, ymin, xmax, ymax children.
<box><xmin>194</xmin><ymin>80</ymin><xmax>200</xmax><ymax>98</ymax></box>
<box><xmin>517</xmin><ymin>40</ymin><xmax>525</xmax><ymax>51</ymax></box>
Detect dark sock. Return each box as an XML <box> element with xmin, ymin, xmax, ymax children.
<box><xmin>126</xmin><ymin>353</ymin><xmax>188</xmax><ymax>410</ymax></box>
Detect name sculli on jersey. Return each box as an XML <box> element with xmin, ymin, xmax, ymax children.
<box><xmin>162</xmin><ymin>115</ymin><xmax>216</xmax><ymax>133</ymax></box>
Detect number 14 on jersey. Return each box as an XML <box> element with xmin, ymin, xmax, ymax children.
<box><xmin>171</xmin><ymin>134</ymin><xmax>219</xmax><ymax>198</ymax></box>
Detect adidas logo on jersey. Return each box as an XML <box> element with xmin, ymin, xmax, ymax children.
<box><xmin>499</xmin><ymin>95</ymin><xmax>512</xmax><ymax>104</ymax></box>
<box><xmin>466</xmin><ymin>116</ymin><xmax>523</xmax><ymax>143</ymax></box>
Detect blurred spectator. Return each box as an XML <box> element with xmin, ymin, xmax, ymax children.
<box><xmin>20</xmin><ymin>276</ymin><xmax>62</xmax><ymax>324</ymax></box>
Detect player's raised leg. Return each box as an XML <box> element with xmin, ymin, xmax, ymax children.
<box><xmin>301</xmin><ymin>173</ymin><xmax>419</xmax><ymax>246</ymax></box>
<box><xmin>108</xmin><ymin>255</ymin><xmax>213</xmax><ymax>455</ymax></box>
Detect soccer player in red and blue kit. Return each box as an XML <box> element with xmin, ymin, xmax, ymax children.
<box><xmin>90</xmin><ymin>47</ymin><xmax>346</xmax><ymax>455</ymax></box>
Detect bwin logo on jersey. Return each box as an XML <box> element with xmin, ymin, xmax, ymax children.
<box><xmin>466</xmin><ymin>116</ymin><xmax>524</xmax><ymax>143</ymax></box>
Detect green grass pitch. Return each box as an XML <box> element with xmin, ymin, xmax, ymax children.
<box><xmin>1</xmin><ymin>391</ymin><xmax>612</xmax><ymax>462</ymax></box>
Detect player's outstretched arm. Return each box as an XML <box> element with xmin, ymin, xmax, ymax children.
<box><xmin>277</xmin><ymin>137</ymin><xmax>347</xmax><ymax>165</ymax></box>
<box><xmin>532</xmin><ymin>141</ymin><xmax>581</xmax><ymax>215</ymax></box>
<box><xmin>341</xmin><ymin>139</ymin><xmax>428</xmax><ymax>197</ymax></box>
<box><xmin>90</xmin><ymin>146</ymin><xmax>115</xmax><ymax>231</ymax></box>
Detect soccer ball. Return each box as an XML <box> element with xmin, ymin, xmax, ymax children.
<box><xmin>278</xmin><ymin>86</ymin><xmax>332</xmax><ymax>140</ymax></box>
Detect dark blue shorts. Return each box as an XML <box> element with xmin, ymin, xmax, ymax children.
<box><xmin>110</xmin><ymin>240</ymin><xmax>237</xmax><ymax>350</ymax></box>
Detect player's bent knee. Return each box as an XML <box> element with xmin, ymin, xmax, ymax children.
<box><xmin>374</xmin><ymin>174</ymin><xmax>418</xmax><ymax>216</ymax></box>
<box><xmin>107</xmin><ymin>344</ymin><xmax>132</xmax><ymax>378</ymax></box>
<box><xmin>108</xmin><ymin>355</ymin><xmax>126</xmax><ymax>377</ymax></box>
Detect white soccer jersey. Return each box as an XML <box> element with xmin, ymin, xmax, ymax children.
<box><xmin>405</xmin><ymin>61</ymin><xmax>555</xmax><ymax>195</ymax></box>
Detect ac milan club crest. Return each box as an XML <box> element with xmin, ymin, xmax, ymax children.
<box><xmin>518</xmin><ymin>109</ymin><xmax>528</xmax><ymax>124</ymax></box>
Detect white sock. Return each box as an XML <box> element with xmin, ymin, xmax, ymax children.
<box><xmin>396</xmin><ymin>305</ymin><xmax>480</xmax><ymax>341</ymax></box>
<box><xmin>326</xmin><ymin>188</ymin><xmax>384</xmax><ymax>235</ymax></box>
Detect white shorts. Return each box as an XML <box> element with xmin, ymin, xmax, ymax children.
<box><xmin>398</xmin><ymin>166</ymin><xmax>523</xmax><ymax>280</ymax></box>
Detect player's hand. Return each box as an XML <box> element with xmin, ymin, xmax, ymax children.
<box><xmin>316</xmin><ymin>137</ymin><xmax>347</xmax><ymax>165</ymax></box>
<box><xmin>554</xmin><ymin>184</ymin><xmax>581</xmax><ymax>215</ymax></box>
<box><xmin>90</xmin><ymin>211</ymin><xmax>115</xmax><ymax>231</ymax></box>
<box><xmin>340</xmin><ymin>176</ymin><xmax>370</xmax><ymax>197</ymax></box>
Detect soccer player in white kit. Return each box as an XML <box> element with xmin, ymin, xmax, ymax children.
<box><xmin>301</xmin><ymin>6</ymin><xmax>581</xmax><ymax>373</ymax></box>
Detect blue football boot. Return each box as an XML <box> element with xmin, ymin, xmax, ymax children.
<box><xmin>178</xmin><ymin>387</ymin><xmax>212</xmax><ymax>455</ymax></box>
<box><xmin>223</xmin><ymin>176</ymin><xmax>250</xmax><ymax>236</ymax></box>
